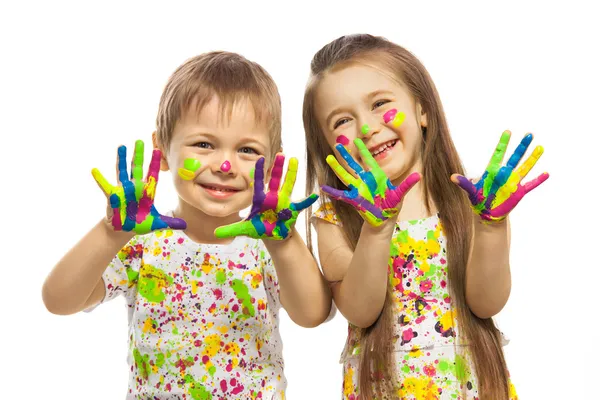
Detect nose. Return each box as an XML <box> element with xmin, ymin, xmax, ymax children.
<box><xmin>358</xmin><ymin>115</ymin><xmax>382</xmax><ymax>140</ymax></box>
<box><xmin>211</xmin><ymin>154</ymin><xmax>237</xmax><ymax>176</ymax></box>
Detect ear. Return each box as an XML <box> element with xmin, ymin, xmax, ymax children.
<box><xmin>417</xmin><ymin>104</ymin><xmax>428</xmax><ymax>128</ymax></box>
<box><xmin>152</xmin><ymin>131</ymin><xmax>170</xmax><ymax>171</ymax></box>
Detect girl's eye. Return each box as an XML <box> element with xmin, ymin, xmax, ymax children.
<box><xmin>333</xmin><ymin>118</ymin><xmax>351</xmax><ymax>129</ymax></box>
<box><xmin>239</xmin><ymin>147</ymin><xmax>258</xmax><ymax>155</ymax></box>
<box><xmin>372</xmin><ymin>99</ymin><xmax>390</xmax><ymax>110</ymax></box>
<box><xmin>194</xmin><ymin>142</ymin><xmax>212</xmax><ymax>149</ymax></box>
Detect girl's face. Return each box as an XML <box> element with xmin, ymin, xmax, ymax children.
<box><xmin>314</xmin><ymin>63</ymin><xmax>427</xmax><ymax>186</ymax></box>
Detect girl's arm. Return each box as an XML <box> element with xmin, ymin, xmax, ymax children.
<box><xmin>42</xmin><ymin>220</ymin><xmax>133</xmax><ymax>315</ymax></box>
<box><xmin>315</xmin><ymin>218</ymin><xmax>396</xmax><ymax>328</ymax></box>
<box><xmin>465</xmin><ymin>217</ymin><xmax>512</xmax><ymax>319</ymax></box>
<box><xmin>264</xmin><ymin>229</ymin><xmax>332</xmax><ymax>328</ymax></box>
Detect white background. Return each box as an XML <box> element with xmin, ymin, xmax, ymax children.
<box><xmin>1</xmin><ymin>1</ymin><xmax>598</xmax><ymax>399</ymax></box>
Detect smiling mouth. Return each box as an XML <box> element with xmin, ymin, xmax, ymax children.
<box><xmin>199</xmin><ymin>184</ymin><xmax>240</xmax><ymax>193</ymax></box>
<box><xmin>370</xmin><ymin>140</ymin><xmax>398</xmax><ymax>157</ymax></box>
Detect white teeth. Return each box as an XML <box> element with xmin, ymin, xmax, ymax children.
<box><xmin>206</xmin><ymin>186</ymin><xmax>235</xmax><ymax>192</ymax></box>
<box><xmin>371</xmin><ymin>140</ymin><xmax>397</xmax><ymax>156</ymax></box>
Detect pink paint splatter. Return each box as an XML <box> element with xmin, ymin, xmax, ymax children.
<box><xmin>220</xmin><ymin>379</ymin><xmax>228</xmax><ymax>392</ymax></box>
<box><xmin>336</xmin><ymin>135</ymin><xmax>350</xmax><ymax>146</ymax></box>
<box><xmin>420</xmin><ymin>279</ymin><xmax>433</xmax><ymax>293</ymax></box>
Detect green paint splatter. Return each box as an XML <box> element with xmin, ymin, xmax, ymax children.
<box><xmin>137</xmin><ymin>264</ymin><xmax>173</xmax><ymax>303</ymax></box>
<box><xmin>423</xmin><ymin>264</ymin><xmax>438</xmax><ymax>279</ymax></box>
<box><xmin>173</xmin><ymin>327</ymin><xmax>179</xmax><ymax>335</ymax></box>
<box><xmin>250</xmin><ymin>167</ymin><xmax>255</xmax><ymax>180</ymax></box>
<box><xmin>185</xmin><ymin>374</ymin><xmax>212</xmax><ymax>400</ymax></box>
<box><xmin>126</xmin><ymin>268</ymin><xmax>139</xmax><ymax>285</ymax></box>
<box><xmin>401</xmin><ymin>364</ymin><xmax>410</xmax><ymax>373</ymax></box>
<box><xmin>389</xmin><ymin>242</ymin><xmax>399</xmax><ymax>257</ymax></box>
<box><xmin>155</xmin><ymin>352</ymin><xmax>166</xmax><ymax>368</ymax></box>
<box><xmin>397</xmin><ymin>230</ymin><xmax>409</xmax><ymax>243</ymax></box>
<box><xmin>455</xmin><ymin>354</ymin><xmax>469</xmax><ymax>383</ymax></box>
<box><xmin>427</xmin><ymin>230</ymin><xmax>437</xmax><ymax>241</ymax></box>
<box><xmin>133</xmin><ymin>348</ymin><xmax>151</xmax><ymax>380</ymax></box>
<box><xmin>184</xmin><ymin>158</ymin><xmax>201</xmax><ymax>172</ymax></box>
<box><xmin>216</xmin><ymin>269</ymin><xmax>226</xmax><ymax>285</ymax></box>
<box><xmin>438</xmin><ymin>359</ymin><xmax>450</xmax><ymax>372</ymax></box>
<box><xmin>232</xmin><ymin>279</ymin><xmax>255</xmax><ymax>318</ymax></box>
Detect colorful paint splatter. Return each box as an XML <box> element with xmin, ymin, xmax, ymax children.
<box><xmin>90</xmin><ymin>221</ymin><xmax>286</xmax><ymax>399</ymax></box>
<box><xmin>313</xmin><ymin>202</ymin><xmax>517</xmax><ymax>400</ymax></box>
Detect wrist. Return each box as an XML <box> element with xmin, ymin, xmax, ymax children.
<box><xmin>473</xmin><ymin>214</ymin><xmax>508</xmax><ymax>232</ymax></box>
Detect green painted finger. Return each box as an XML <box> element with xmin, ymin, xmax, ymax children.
<box><xmin>278</xmin><ymin>157</ymin><xmax>298</xmax><ymax>209</ymax></box>
<box><xmin>326</xmin><ymin>155</ymin><xmax>360</xmax><ymax>188</ymax></box>
<box><xmin>132</xmin><ymin>140</ymin><xmax>144</xmax><ymax>181</ymax></box>
<box><xmin>354</xmin><ymin>139</ymin><xmax>380</xmax><ymax>171</ymax></box>
<box><xmin>92</xmin><ymin>168</ymin><xmax>114</xmax><ymax>196</ymax></box>
<box><xmin>483</xmin><ymin>130</ymin><xmax>511</xmax><ymax>196</ymax></box>
<box><xmin>354</xmin><ymin>139</ymin><xmax>387</xmax><ymax>194</ymax></box>
<box><xmin>215</xmin><ymin>221</ymin><xmax>258</xmax><ymax>239</ymax></box>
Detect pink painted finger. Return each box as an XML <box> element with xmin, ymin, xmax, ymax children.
<box><xmin>268</xmin><ymin>154</ymin><xmax>285</xmax><ymax>193</ymax></box>
<box><xmin>146</xmin><ymin>149</ymin><xmax>162</xmax><ymax>183</ymax></box>
<box><xmin>263</xmin><ymin>154</ymin><xmax>285</xmax><ymax>211</ymax></box>
<box><xmin>111</xmin><ymin>207</ymin><xmax>123</xmax><ymax>231</ymax></box>
<box><xmin>523</xmin><ymin>172</ymin><xmax>549</xmax><ymax>194</ymax></box>
<box><xmin>488</xmin><ymin>187</ymin><xmax>523</xmax><ymax>218</ymax></box>
<box><xmin>381</xmin><ymin>172</ymin><xmax>421</xmax><ymax>209</ymax></box>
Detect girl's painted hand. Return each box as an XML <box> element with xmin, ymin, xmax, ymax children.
<box><xmin>92</xmin><ymin>140</ymin><xmax>187</xmax><ymax>234</ymax></box>
<box><xmin>321</xmin><ymin>138</ymin><xmax>420</xmax><ymax>227</ymax></box>
<box><xmin>215</xmin><ymin>154</ymin><xmax>318</xmax><ymax>240</ymax></box>
<box><xmin>452</xmin><ymin>131</ymin><xmax>549</xmax><ymax>223</ymax></box>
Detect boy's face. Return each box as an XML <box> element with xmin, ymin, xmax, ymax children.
<box><xmin>163</xmin><ymin>97</ymin><xmax>273</xmax><ymax>219</ymax></box>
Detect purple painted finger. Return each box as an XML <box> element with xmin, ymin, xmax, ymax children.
<box><xmin>161</xmin><ymin>215</ymin><xmax>187</xmax><ymax>230</ymax></box>
<box><xmin>248</xmin><ymin>158</ymin><xmax>266</xmax><ymax>219</ymax></box>
<box><xmin>321</xmin><ymin>185</ymin><xmax>384</xmax><ymax>220</ymax></box>
<box><xmin>454</xmin><ymin>174</ymin><xmax>482</xmax><ymax>205</ymax></box>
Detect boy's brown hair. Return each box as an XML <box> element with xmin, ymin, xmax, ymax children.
<box><xmin>156</xmin><ymin>51</ymin><xmax>282</xmax><ymax>154</ymax></box>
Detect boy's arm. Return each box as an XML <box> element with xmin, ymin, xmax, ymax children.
<box><xmin>42</xmin><ymin>219</ymin><xmax>134</xmax><ymax>315</ymax></box>
<box><xmin>263</xmin><ymin>229</ymin><xmax>332</xmax><ymax>328</ymax></box>
<box><xmin>315</xmin><ymin>218</ymin><xmax>395</xmax><ymax>329</ymax></box>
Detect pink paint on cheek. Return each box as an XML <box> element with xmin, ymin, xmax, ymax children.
<box><xmin>336</xmin><ymin>135</ymin><xmax>350</xmax><ymax>146</ymax></box>
<box><xmin>220</xmin><ymin>160</ymin><xmax>231</xmax><ymax>172</ymax></box>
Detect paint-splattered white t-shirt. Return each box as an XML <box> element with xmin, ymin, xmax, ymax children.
<box><xmin>90</xmin><ymin>228</ymin><xmax>286</xmax><ymax>400</ymax></box>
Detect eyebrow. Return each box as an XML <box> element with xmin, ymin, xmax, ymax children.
<box><xmin>364</xmin><ymin>89</ymin><xmax>394</xmax><ymax>101</ymax></box>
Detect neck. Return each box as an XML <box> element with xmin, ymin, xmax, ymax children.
<box><xmin>173</xmin><ymin>199</ymin><xmax>243</xmax><ymax>244</ymax></box>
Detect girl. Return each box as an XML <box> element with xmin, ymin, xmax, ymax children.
<box><xmin>303</xmin><ymin>34</ymin><xmax>547</xmax><ymax>399</ymax></box>
<box><xmin>42</xmin><ymin>51</ymin><xmax>332</xmax><ymax>399</ymax></box>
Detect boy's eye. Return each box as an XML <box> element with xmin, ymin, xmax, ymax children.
<box><xmin>372</xmin><ymin>99</ymin><xmax>390</xmax><ymax>110</ymax></box>
<box><xmin>239</xmin><ymin>147</ymin><xmax>258</xmax><ymax>155</ymax></box>
<box><xmin>194</xmin><ymin>142</ymin><xmax>212</xmax><ymax>149</ymax></box>
<box><xmin>333</xmin><ymin>118</ymin><xmax>351</xmax><ymax>129</ymax></box>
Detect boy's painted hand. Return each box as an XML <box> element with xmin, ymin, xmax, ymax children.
<box><xmin>92</xmin><ymin>140</ymin><xmax>186</xmax><ymax>234</ymax></box>
<box><xmin>215</xmin><ymin>155</ymin><xmax>318</xmax><ymax>240</ymax></box>
<box><xmin>321</xmin><ymin>138</ymin><xmax>420</xmax><ymax>227</ymax></box>
<box><xmin>452</xmin><ymin>131</ymin><xmax>549</xmax><ymax>223</ymax></box>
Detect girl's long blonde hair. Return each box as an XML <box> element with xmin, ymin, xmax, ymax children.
<box><xmin>303</xmin><ymin>34</ymin><xmax>509</xmax><ymax>399</ymax></box>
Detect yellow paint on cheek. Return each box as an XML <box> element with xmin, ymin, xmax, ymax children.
<box><xmin>178</xmin><ymin>158</ymin><xmax>201</xmax><ymax>180</ymax></box>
